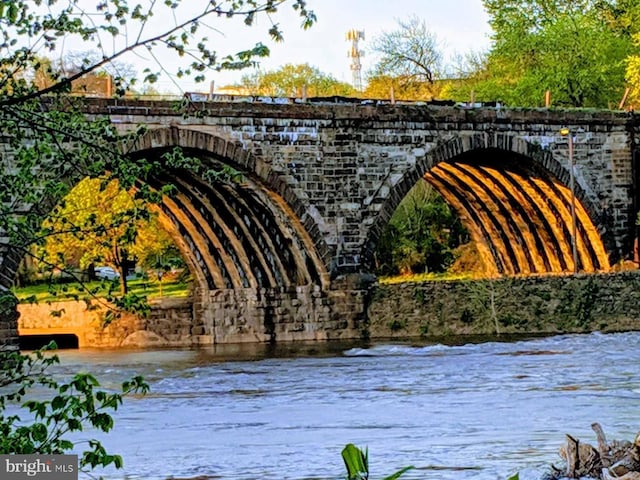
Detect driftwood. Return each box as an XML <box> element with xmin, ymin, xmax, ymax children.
<box><xmin>551</xmin><ymin>423</ymin><xmax>640</xmax><ymax>480</ymax></box>
<box><xmin>593</xmin><ymin>422</ymin><xmax>610</xmax><ymax>466</ymax></box>
<box><xmin>559</xmin><ymin>434</ymin><xmax>600</xmax><ymax>477</ymax></box>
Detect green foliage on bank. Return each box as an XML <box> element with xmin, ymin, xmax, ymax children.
<box><xmin>374</xmin><ymin>182</ymin><xmax>469</xmax><ymax>277</ymax></box>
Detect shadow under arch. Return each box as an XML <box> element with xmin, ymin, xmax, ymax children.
<box><xmin>364</xmin><ymin>135</ymin><xmax>613</xmax><ymax>276</ymax></box>
<box><xmin>125</xmin><ymin>126</ymin><xmax>331</xmax><ymax>291</ymax></box>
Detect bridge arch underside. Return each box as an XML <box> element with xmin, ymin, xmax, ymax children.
<box><xmin>423</xmin><ymin>149</ymin><xmax>610</xmax><ymax>277</ymax></box>
<box><xmin>140</xmin><ymin>149</ymin><xmax>327</xmax><ymax>292</ymax></box>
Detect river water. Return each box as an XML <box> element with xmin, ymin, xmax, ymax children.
<box><xmin>28</xmin><ymin>332</ymin><xmax>640</xmax><ymax>480</ymax></box>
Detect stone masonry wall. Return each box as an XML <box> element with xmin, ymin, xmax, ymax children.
<box><xmin>366</xmin><ymin>272</ymin><xmax>640</xmax><ymax>339</ymax></box>
<box><xmin>18</xmin><ymin>298</ymin><xmax>196</xmax><ymax>348</ymax></box>
<box><xmin>200</xmin><ymin>281</ymin><xmax>368</xmax><ymax>343</ymax></box>
<box><xmin>15</xmin><ymin>279</ymin><xmax>371</xmax><ymax>347</ymax></box>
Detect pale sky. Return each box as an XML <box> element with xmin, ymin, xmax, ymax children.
<box><xmin>134</xmin><ymin>1</ymin><xmax>493</xmax><ymax>93</ymax></box>
<box><xmin>20</xmin><ymin>1</ymin><xmax>493</xmax><ymax>94</ymax></box>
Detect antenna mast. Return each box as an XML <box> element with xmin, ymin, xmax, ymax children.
<box><xmin>346</xmin><ymin>29</ymin><xmax>365</xmax><ymax>92</ymax></box>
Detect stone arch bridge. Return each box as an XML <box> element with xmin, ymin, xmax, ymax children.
<box><xmin>2</xmin><ymin>98</ymin><xmax>639</xmax><ymax>346</ymax></box>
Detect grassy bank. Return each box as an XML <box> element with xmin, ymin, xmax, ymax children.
<box><xmin>378</xmin><ymin>271</ymin><xmax>474</xmax><ymax>284</ymax></box>
<box><xmin>13</xmin><ymin>277</ymin><xmax>191</xmax><ymax>303</ymax></box>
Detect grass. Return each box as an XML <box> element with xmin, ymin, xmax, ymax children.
<box><xmin>13</xmin><ymin>277</ymin><xmax>191</xmax><ymax>304</ymax></box>
<box><xmin>378</xmin><ymin>271</ymin><xmax>474</xmax><ymax>285</ymax></box>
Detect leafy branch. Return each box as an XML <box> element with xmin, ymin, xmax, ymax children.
<box><xmin>0</xmin><ymin>344</ymin><xmax>149</xmax><ymax>471</ymax></box>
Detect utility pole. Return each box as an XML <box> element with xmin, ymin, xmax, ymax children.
<box><xmin>346</xmin><ymin>29</ymin><xmax>365</xmax><ymax>92</ymax></box>
<box><xmin>560</xmin><ymin>128</ymin><xmax>578</xmax><ymax>274</ymax></box>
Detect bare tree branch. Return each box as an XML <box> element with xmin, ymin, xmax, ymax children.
<box><xmin>370</xmin><ymin>16</ymin><xmax>443</xmax><ymax>84</ymax></box>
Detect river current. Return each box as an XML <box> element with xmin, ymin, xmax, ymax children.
<box><xmin>28</xmin><ymin>332</ymin><xmax>640</xmax><ymax>480</ymax></box>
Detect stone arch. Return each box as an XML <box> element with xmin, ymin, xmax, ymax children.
<box><xmin>124</xmin><ymin>126</ymin><xmax>331</xmax><ymax>290</ymax></box>
<box><xmin>0</xmin><ymin>125</ymin><xmax>336</xmax><ymax>348</ymax></box>
<box><xmin>363</xmin><ymin>132</ymin><xmax>613</xmax><ymax>276</ymax></box>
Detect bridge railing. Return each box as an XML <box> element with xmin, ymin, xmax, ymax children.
<box><xmin>100</xmin><ymin>91</ymin><xmax>504</xmax><ymax>109</ymax></box>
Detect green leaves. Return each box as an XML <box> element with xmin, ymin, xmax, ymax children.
<box><xmin>341</xmin><ymin>444</ymin><xmax>413</xmax><ymax>480</ymax></box>
<box><xmin>236</xmin><ymin>63</ymin><xmax>356</xmax><ymax>97</ymax></box>
<box><xmin>0</xmin><ymin>346</ymin><xmax>148</xmax><ymax>471</ymax></box>
<box><xmin>342</xmin><ymin>444</ymin><xmax>369</xmax><ymax>480</ymax></box>
<box><xmin>1</xmin><ymin>0</ymin><xmax>316</xmax><ymax>109</ymax></box>
<box><xmin>375</xmin><ymin>182</ymin><xmax>468</xmax><ymax>277</ymax></box>
<box><xmin>0</xmin><ymin>1</ymin><xmax>21</xmax><ymax>23</ymax></box>
<box><xmin>626</xmin><ymin>33</ymin><xmax>640</xmax><ymax>105</ymax></box>
<box><xmin>381</xmin><ymin>467</ymin><xmax>415</xmax><ymax>480</ymax></box>
<box><xmin>471</xmin><ymin>0</ymin><xmax>632</xmax><ymax>107</ymax></box>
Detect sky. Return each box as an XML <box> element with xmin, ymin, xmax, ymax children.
<box><xmin>145</xmin><ymin>0</ymin><xmax>493</xmax><ymax>93</ymax></box>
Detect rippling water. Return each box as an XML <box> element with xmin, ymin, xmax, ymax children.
<box><xmin>21</xmin><ymin>332</ymin><xmax>640</xmax><ymax>480</ymax></box>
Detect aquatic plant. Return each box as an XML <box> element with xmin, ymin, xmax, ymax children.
<box><xmin>342</xmin><ymin>443</ymin><xmax>414</xmax><ymax>480</ymax></box>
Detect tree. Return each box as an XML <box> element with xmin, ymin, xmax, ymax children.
<box><xmin>375</xmin><ymin>181</ymin><xmax>469</xmax><ymax>277</ymax></box>
<box><xmin>471</xmin><ymin>0</ymin><xmax>631</xmax><ymax>107</ymax></box>
<box><xmin>370</xmin><ymin>16</ymin><xmax>443</xmax><ymax>85</ymax></box>
<box><xmin>39</xmin><ymin>178</ymin><xmax>177</xmax><ymax>295</ymax></box>
<box><xmin>235</xmin><ymin>63</ymin><xmax>355</xmax><ymax>97</ymax></box>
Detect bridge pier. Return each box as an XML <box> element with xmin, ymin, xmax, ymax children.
<box><xmin>9</xmin><ymin>280</ymin><xmax>373</xmax><ymax>348</ymax></box>
<box><xmin>0</xmin><ymin>290</ymin><xmax>20</xmax><ymax>351</ymax></box>
<box><xmin>201</xmin><ymin>277</ymin><xmax>374</xmax><ymax>344</ymax></box>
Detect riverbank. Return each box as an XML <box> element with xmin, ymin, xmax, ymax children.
<box><xmin>17</xmin><ymin>297</ymin><xmax>195</xmax><ymax>348</ymax></box>
<box><xmin>14</xmin><ymin>271</ymin><xmax>640</xmax><ymax>348</ymax></box>
<box><xmin>366</xmin><ymin>271</ymin><xmax>640</xmax><ymax>339</ymax></box>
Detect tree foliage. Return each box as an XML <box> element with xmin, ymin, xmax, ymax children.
<box><xmin>626</xmin><ymin>33</ymin><xmax>640</xmax><ymax>106</ymax></box>
<box><xmin>461</xmin><ymin>0</ymin><xmax>633</xmax><ymax>107</ymax></box>
<box><xmin>363</xmin><ymin>75</ymin><xmax>452</xmax><ymax>101</ymax></box>
<box><xmin>235</xmin><ymin>63</ymin><xmax>355</xmax><ymax>97</ymax></box>
<box><xmin>375</xmin><ymin>181</ymin><xmax>469</xmax><ymax>277</ymax></box>
<box><xmin>0</xmin><ymin>344</ymin><xmax>148</xmax><ymax>469</ymax></box>
<box><xmin>0</xmin><ymin>0</ymin><xmax>316</xmax><ymax>101</ymax></box>
<box><xmin>39</xmin><ymin>178</ymin><xmax>176</xmax><ymax>295</ymax></box>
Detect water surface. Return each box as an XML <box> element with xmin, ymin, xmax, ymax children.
<box><xmin>32</xmin><ymin>332</ymin><xmax>640</xmax><ymax>479</ymax></box>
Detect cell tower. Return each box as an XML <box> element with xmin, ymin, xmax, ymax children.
<box><xmin>346</xmin><ymin>29</ymin><xmax>365</xmax><ymax>92</ymax></box>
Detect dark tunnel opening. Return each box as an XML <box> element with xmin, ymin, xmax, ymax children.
<box><xmin>19</xmin><ymin>334</ymin><xmax>79</xmax><ymax>350</ymax></box>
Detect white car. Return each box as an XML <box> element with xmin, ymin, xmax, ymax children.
<box><xmin>94</xmin><ymin>266</ymin><xmax>120</xmax><ymax>280</ymax></box>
